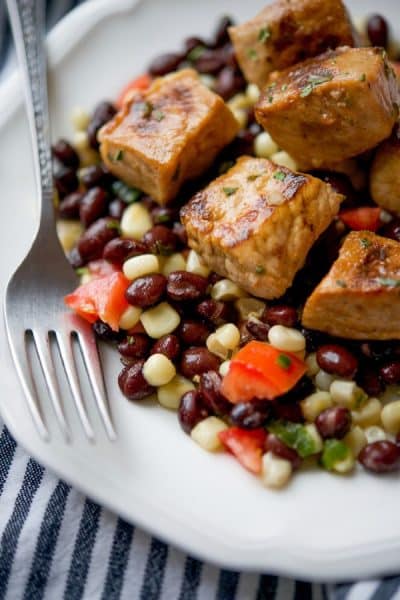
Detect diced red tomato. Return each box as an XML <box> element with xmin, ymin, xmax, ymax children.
<box><xmin>221</xmin><ymin>341</ymin><xmax>307</xmax><ymax>404</ymax></box>
<box><xmin>339</xmin><ymin>207</ymin><xmax>381</xmax><ymax>232</ymax></box>
<box><xmin>88</xmin><ymin>259</ymin><xmax>120</xmax><ymax>279</ymax></box>
<box><xmin>65</xmin><ymin>272</ymin><xmax>130</xmax><ymax>331</ymax></box>
<box><xmin>116</xmin><ymin>74</ymin><xmax>153</xmax><ymax>108</ymax></box>
<box><xmin>219</xmin><ymin>427</ymin><xmax>267</xmax><ymax>474</ymax></box>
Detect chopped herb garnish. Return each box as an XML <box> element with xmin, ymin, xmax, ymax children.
<box><xmin>255</xmin><ymin>264</ymin><xmax>265</xmax><ymax>274</ymax></box>
<box><xmin>76</xmin><ymin>267</ymin><xmax>89</xmax><ymax>276</ymax></box>
<box><xmin>247</xmin><ymin>173</ymin><xmax>262</xmax><ymax>181</ymax></box>
<box><xmin>268</xmin><ymin>95</ymin><xmax>273</xmax><ymax>103</ymax></box>
<box><xmin>273</xmin><ymin>170</ymin><xmax>286</xmax><ymax>181</ymax></box>
<box><xmin>360</xmin><ymin>237</ymin><xmax>371</xmax><ymax>249</ymax></box>
<box><xmin>172</xmin><ymin>164</ymin><xmax>181</xmax><ymax>182</ymax></box>
<box><xmin>114</xmin><ymin>149</ymin><xmax>123</xmax><ymax>161</ymax></box>
<box><xmin>281</xmin><ymin>84</ymin><xmax>288</xmax><ymax>91</ymax></box>
<box><xmin>106</xmin><ymin>220</ymin><xmax>121</xmax><ymax>231</ymax></box>
<box><xmin>127</xmin><ymin>336</ymin><xmax>135</xmax><ymax>345</ymax></box>
<box><xmin>219</xmin><ymin>160</ymin><xmax>235</xmax><ymax>175</ymax></box>
<box><xmin>153</xmin><ymin>110</ymin><xmax>165</xmax><ymax>122</ymax></box>
<box><xmin>112</xmin><ymin>180</ymin><xmax>142</xmax><ymax>204</ymax></box>
<box><xmin>135</xmin><ymin>101</ymin><xmax>153</xmax><ymax>117</ymax></box>
<box><xmin>377</xmin><ymin>277</ymin><xmax>400</xmax><ymax>288</ymax></box>
<box><xmin>258</xmin><ymin>26</ymin><xmax>271</xmax><ymax>42</ymax></box>
<box><xmin>223</xmin><ymin>187</ymin><xmax>239</xmax><ymax>196</ymax></box>
<box><xmin>187</xmin><ymin>45</ymin><xmax>206</xmax><ymax>62</ymax></box>
<box><xmin>336</xmin><ymin>279</ymin><xmax>347</xmax><ymax>288</ymax></box>
<box><xmin>360</xmin><ymin>73</ymin><xmax>366</xmax><ymax>82</ymax></box>
<box><xmin>155</xmin><ymin>241</ymin><xmax>173</xmax><ymax>256</ymax></box>
<box><xmin>247</xmin><ymin>49</ymin><xmax>258</xmax><ymax>61</ymax></box>
<box><xmin>300</xmin><ymin>73</ymin><xmax>334</xmax><ymax>97</ymax></box>
<box><xmin>277</xmin><ymin>354</ymin><xmax>292</xmax><ymax>370</ymax></box>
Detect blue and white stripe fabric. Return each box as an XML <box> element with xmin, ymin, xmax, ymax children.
<box><xmin>1</xmin><ymin>2</ymin><xmax>400</xmax><ymax>598</ymax></box>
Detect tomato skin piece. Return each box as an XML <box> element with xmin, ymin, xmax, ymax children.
<box><xmin>65</xmin><ymin>272</ymin><xmax>130</xmax><ymax>331</ymax></box>
<box><xmin>221</xmin><ymin>341</ymin><xmax>307</xmax><ymax>404</ymax></box>
<box><xmin>219</xmin><ymin>427</ymin><xmax>267</xmax><ymax>474</ymax></box>
<box><xmin>339</xmin><ymin>207</ymin><xmax>381</xmax><ymax>232</ymax></box>
<box><xmin>116</xmin><ymin>74</ymin><xmax>153</xmax><ymax>108</ymax></box>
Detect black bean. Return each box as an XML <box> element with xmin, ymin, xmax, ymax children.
<box><xmin>126</xmin><ymin>274</ymin><xmax>167</xmax><ymax>308</ymax></box>
<box><xmin>195</xmin><ymin>49</ymin><xmax>226</xmax><ymax>74</ymax></box>
<box><xmin>316</xmin><ymin>407</ymin><xmax>351</xmax><ymax>440</ymax></box>
<box><xmin>92</xmin><ymin>320</ymin><xmax>122</xmax><ymax>342</ymax></box>
<box><xmin>103</xmin><ymin>238</ymin><xmax>147</xmax><ymax>265</ymax></box>
<box><xmin>178</xmin><ymin>320</ymin><xmax>210</xmax><ymax>346</ymax></box>
<box><xmin>143</xmin><ymin>225</ymin><xmax>178</xmax><ymax>255</ymax></box>
<box><xmin>359</xmin><ymin>441</ymin><xmax>400</xmax><ymax>473</ymax></box>
<box><xmin>151</xmin><ymin>335</ymin><xmax>181</xmax><ymax>361</ymax></box>
<box><xmin>367</xmin><ymin>14</ymin><xmax>389</xmax><ymax>48</ymax></box>
<box><xmin>301</xmin><ymin>327</ymin><xmax>327</xmax><ymax>353</ymax></box>
<box><xmin>78</xmin><ymin>217</ymin><xmax>119</xmax><ymax>261</ymax></box>
<box><xmin>263</xmin><ymin>305</ymin><xmax>298</xmax><ymax>328</ymax></box>
<box><xmin>180</xmin><ymin>347</ymin><xmax>220</xmax><ymax>379</ymax></box>
<box><xmin>108</xmin><ymin>198</ymin><xmax>126</xmax><ymax>220</ymax></box>
<box><xmin>213</xmin><ymin>15</ymin><xmax>234</xmax><ymax>47</ymax></box>
<box><xmin>80</xmin><ymin>165</ymin><xmax>108</xmax><ymax>189</ymax></box>
<box><xmin>310</xmin><ymin>171</ymin><xmax>356</xmax><ymax>202</ymax></box>
<box><xmin>178</xmin><ymin>391</ymin><xmax>210</xmax><ymax>434</ymax></box>
<box><xmin>357</xmin><ymin>370</ymin><xmax>383</xmax><ymax>397</ymax></box>
<box><xmin>239</xmin><ymin>321</ymin><xmax>255</xmax><ymax>346</ymax></box>
<box><xmin>53</xmin><ymin>160</ymin><xmax>79</xmax><ymax>198</ymax></box>
<box><xmin>59</xmin><ymin>192</ymin><xmax>83</xmax><ymax>219</ymax></box>
<box><xmin>167</xmin><ymin>271</ymin><xmax>208</xmax><ymax>302</ymax></box>
<box><xmin>149</xmin><ymin>53</ymin><xmax>183</xmax><ymax>76</ymax></box>
<box><xmin>316</xmin><ymin>344</ymin><xmax>359</xmax><ymax>378</ymax></box>
<box><xmin>151</xmin><ymin>206</ymin><xmax>179</xmax><ymax>225</ymax></box>
<box><xmin>68</xmin><ymin>247</ymin><xmax>84</xmax><ymax>269</ymax></box>
<box><xmin>79</xmin><ymin>187</ymin><xmax>108</xmax><ymax>227</ymax></box>
<box><xmin>118</xmin><ymin>360</ymin><xmax>155</xmax><ymax>401</ymax></box>
<box><xmin>184</xmin><ymin>36</ymin><xmax>206</xmax><ymax>55</ymax></box>
<box><xmin>281</xmin><ymin>376</ymin><xmax>315</xmax><ymax>403</ymax></box>
<box><xmin>196</xmin><ymin>299</ymin><xmax>231</xmax><ymax>325</ymax></box>
<box><xmin>52</xmin><ymin>139</ymin><xmax>79</xmax><ymax>169</ymax></box>
<box><xmin>272</xmin><ymin>400</ymin><xmax>304</xmax><ymax>423</ymax></box>
<box><xmin>230</xmin><ymin>400</ymin><xmax>271</xmax><ymax>429</ymax></box>
<box><xmin>265</xmin><ymin>433</ymin><xmax>302</xmax><ymax>469</ymax></box>
<box><xmin>118</xmin><ymin>334</ymin><xmax>151</xmax><ymax>360</ymax></box>
<box><xmin>380</xmin><ymin>361</ymin><xmax>400</xmax><ymax>385</ymax></box>
<box><xmin>214</xmin><ymin>66</ymin><xmax>245</xmax><ymax>100</ymax></box>
<box><xmin>172</xmin><ymin>222</ymin><xmax>188</xmax><ymax>246</ymax></box>
<box><xmin>380</xmin><ymin>219</ymin><xmax>400</xmax><ymax>243</ymax></box>
<box><xmin>199</xmin><ymin>371</ymin><xmax>231</xmax><ymax>416</ymax></box>
<box><xmin>246</xmin><ymin>317</ymin><xmax>269</xmax><ymax>341</ymax></box>
<box><xmin>87</xmin><ymin>101</ymin><xmax>117</xmax><ymax>149</ymax></box>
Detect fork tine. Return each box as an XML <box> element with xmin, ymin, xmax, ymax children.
<box><xmin>55</xmin><ymin>330</ymin><xmax>95</xmax><ymax>442</ymax></box>
<box><xmin>32</xmin><ymin>329</ymin><xmax>70</xmax><ymax>442</ymax></box>
<box><xmin>76</xmin><ymin>323</ymin><xmax>117</xmax><ymax>441</ymax></box>
<box><xmin>7</xmin><ymin>332</ymin><xmax>49</xmax><ymax>441</ymax></box>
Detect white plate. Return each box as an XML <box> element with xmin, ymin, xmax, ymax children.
<box><xmin>1</xmin><ymin>0</ymin><xmax>399</xmax><ymax>582</ymax></box>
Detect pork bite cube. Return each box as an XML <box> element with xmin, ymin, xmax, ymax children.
<box><xmin>229</xmin><ymin>0</ymin><xmax>355</xmax><ymax>89</ymax></box>
<box><xmin>180</xmin><ymin>157</ymin><xmax>343</xmax><ymax>299</ymax></box>
<box><xmin>255</xmin><ymin>47</ymin><xmax>400</xmax><ymax>168</ymax></box>
<box><xmin>370</xmin><ymin>131</ymin><xmax>400</xmax><ymax>215</ymax></box>
<box><xmin>302</xmin><ymin>231</ymin><xmax>400</xmax><ymax>339</ymax></box>
<box><xmin>99</xmin><ymin>69</ymin><xmax>239</xmax><ymax>205</ymax></box>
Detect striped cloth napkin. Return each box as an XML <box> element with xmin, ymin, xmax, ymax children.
<box><xmin>1</xmin><ymin>1</ymin><xmax>399</xmax><ymax>598</ymax></box>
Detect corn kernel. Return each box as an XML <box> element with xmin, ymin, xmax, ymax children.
<box><xmin>123</xmin><ymin>254</ymin><xmax>159</xmax><ymax>280</ymax></box>
<box><xmin>219</xmin><ymin>360</ymin><xmax>231</xmax><ymax>377</ymax></box>
<box><xmin>231</xmin><ymin>107</ymin><xmax>248</xmax><ymax>129</ymax></box>
<box><xmin>228</xmin><ymin>93</ymin><xmax>250</xmax><ymax>111</ymax></box>
<box><xmin>71</xmin><ymin>106</ymin><xmax>90</xmax><ymax>131</ymax></box>
<box><xmin>304</xmin><ymin>423</ymin><xmax>323</xmax><ymax>453</ymax></box>
<box><xmin>162</xmin><ymin>253</ymin><xmax>186</xmax><ymax>276</ymax></box>
<box><xmin>190</xmin><ymin>416</ymin><xmax>228</xmax><ymax>451</ymax></box>
<box><xmin>352</xmin><ymin>397</ymin><xmax>382</xmax><ymax>428</ymax></box>
<box><xmin>157</xmin><ymin>375</ymin><xmax>195</xmax><ymax>410</ymax></box>
<box><xmin>261</xmin><ymin>452</ymin><xmax>292</xmax><ymax>489</ymax></box>
<box><xmin>271</xmin><ymin>151</ymin><xmax>297</xmax><ymax>171</ymax></box>
<box><xmin>381</xmin><ymin>400</ymin><xmax>400</xmax><ymax>435</ymax></box>
<box><xmin>301</xmin><ymin>391</ymin><xmax>332</xmax><ymax>422</ymax></box>
<box><xmin>234</xmin><ymin>298</ymin><xmax>265</xmax><ymax>320</ymax></box>
<box><xmin>140</xmin><ymin>302</ymin><xmax>181</xmax><ymax>339</ymax></box>
<box><xmin>364</xmin><ymin>426</ymin><xmax>386</xmax><ymax>444</ymax></box>
<box><xmin>246</xmin><ymin>83</ymin><xmax>261</xmax><ymax>103</ymax></box>
<box><xmin>56</xmin><ymin>220</ymin><xmax>83</xmax><ymax>253</ymax></box>
<box><xmin>120</xmin><ymin>203</ymin><xmax>152</xmax><ymax>240</ymax></box>
<box><xmin>334</xmin><ymin>453</ymin><xmax>355</xmax><ymax>474</ymax></box>
<box><xmin>343</xmin><ymin>426</ymin><xmax>367</xmax><ymax>458</ymax></box>
<box><xmin>330</xmin><ymin>380</ymin><xmax>366</xmax><ymax>409</ymax></box>
<box><xmin>143</xmin><ymin>353</ymin><xmax>176</xmax><ymax>386</ymax></box>
<box><xmin>186</xmin><ymin>250</ymin><xmax>210</xmax><ymax>277</ymax></box>
<box><xmin>211</xmin><ymin>279</ymin><xmax>247</xmax><ymax>301</ymax></box>
<box><xmin>315</xmin><ymin>369</ymin><xmax>335</xmax><ymax>391</ymax></box>
<box><xmin>73</xmin><ymin>130</ymin><xmax>89</xmax><ymax>151</ymax></box>
<box><xmin>199</xmin><ymin>74</ymin><xmax>216</xmax><ymax>89</ymax></box>
<box><xmin>268</xmin><ymin>325</ymin><xmax>305</xmax><ymax>353</ymax></box>
<box><xmin>207</xmin><ymin>323</ymin><xmax>240</xmax><ymax>359</ymax></box>
<box><xmin>254</xmin><ymin>132</ymin><xmax>279</xmax><ymax>158</ymax></box>
<box><xmin>119</xmin><ymin>305</ymin><xmax>142</xmax><ymax>330</ymax></box>
<box><xmin>305</xmin><ymin>353</ymin><xmax>319</xmax><ymax>377</ymax></box>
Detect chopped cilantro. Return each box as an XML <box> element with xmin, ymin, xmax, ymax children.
<box><xmin>135</xmin><ymin>101</ymin><xmax>153</xmax><ymax>117</ymax></box>
<box><xmin>247</xmin><ymin>49</ymin><xmax>258</xmax><ymax>61</ymax></box>
<box><xmin>218</xmin><ymin>160</ymin><xmax>235</xmax><ymax>175</ymax></box>
<box><xmin>223</xmin><ymin>187</ymin><xmax>239</xmax><ymax>196</ymax></box>
<box><xmin>258</xmin><ymin>26</ymin><xmax>271</xmax><ymax>42</ymax></box>
<box><xmin>247</xmin><ymin>173</ymin><xmax>262</xmax><ymax>181</ymax></box>
<box><xmin>106</xmin><ymin>220</ymin><xmax>121</xmax><ymax>231</ymax></box>
<box><xmin>281</xmin><ymin>84</ymin><xmax>288</xmax><ymax>91</ymax></box>
<box><xmin>268</xmin><ymin>95</ymin><xmax>273</xmax><ymax>103</ymax></box>
<box><xmin>76</xmin><ymin>267</ymin><xmax>89</xmax><ymax>276</ymax></box>
<box><xmin>187</xmin><ymin>45</ymin><xmax>206</xmax><ymax>62</ymax></box>
<box><xmin>273</xmin><ymin>170</ymin><xmax>286</xmax><ymax>181</ymax></box>
<box><xmin>114</xmin><ymin>149</ymin><xmax>123</xmax><ymax>161</ymax></box>
<box><xmin>277</xmin><ymin>354</ymin><xmax>292</xmax><ymax>370</ymax></box>
<box><xmin>112</xmin><ymin>180</ymin><xmax>142</xmax><ymax>204</ymax></box>
<box><xmin>255</xmin><ymin>264</ymin><xmax>265</xmax><ymax>274</ymax></box>
<box><xmin>336</xmin><ymin>279</ymin><xmax>347</xmax><ymax>288</ymax></box>
<box><xmin>360</xmin><ymin>73</ymin><xmax>366</xmax><ymax>82</ymax></box>
<box><xmin>377</xmin><ymin>277</ymin><xmax>400</xmax><ymax>288</ymax></box>
<box><xmin>359</xmin><ymin>237</ymin><xmax>371</xmax><ymax>249</ymax></box>
<box><xmin>300</xmin><ymin>73</ymin><xmax>333</xmax><ymax>97</ymax></box>
<box><xmin>153</xmin><ymin>110</ymin><xmax>165</xmax><ymax>122</ymax></box>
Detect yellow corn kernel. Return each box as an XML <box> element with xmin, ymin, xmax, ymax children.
<box><xmin>120</xmin><ymin>203</ymin><xmax>152</xmax><ymax>240</ymax></box>
<box><xmin>381</xmin><ymin>400</ymin><xmax>400</xmax><ymax>435</ymax></box>
<box><xmin>268</xmin><ymin>325</ymin><xmax>305</xmax><ymax>353</ymax></box>
<box><xmin>190</xmin><ymin>417</ymin><xmax>228</xmax><ymax>451</ymax></box>
<box><xmin>140</xmin><ymin>302</ymin><xmax>180</xmax><ymax>339</ymax></box>
<box><xmin>343</xmin><ymin>426</ymin><xmax>367</xmax><ymax>458</ymax></box>
<box><xmin>119</xmin><ymin>306</ymin><xmax>142</xmax><ymax>330</ymax></box>
<box><xmin>352</xmin><ymin>397</ymin><xmax>382</xmax><ymax>428</ymax></box>
<box><xmin>157</xmin><ymin>375</ymin><xmax>195</xmax><ymax>410</ymax></box>
<box><xmin>301</xmin><ymin>391</ymin><xmax>332</xmax><ymax>422</ymax></box>
<box><xmin>261</xmin><ymin>452</ymin><xmax>292</xmax><ymax>489</ymax></box>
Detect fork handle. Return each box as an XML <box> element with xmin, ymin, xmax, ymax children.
<box><xmin>7</xmin><ymin>0</ymin><xmax>55</xmax><ymax>232</ymax></box>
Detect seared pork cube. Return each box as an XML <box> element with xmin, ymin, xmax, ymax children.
<box><xmin>370</xmin><ymin>132</ymin><xmax>400</xmax><ymax>215</ymax></box>
<box><xmin>180</xmin><ymin>157</ymin><xmax>343</xmax><ymax>299</ymax></box>
<box><xmin>99</xmin><ymin>69</ymin><xmax>238</xmax><ymax>205</ymax></box>
<box><xmin>229</xmin><ymin>0</ymin><xmax>355</xmax><ymax>88</ymax></box>
<box><xmin>255</xmin><ymin>47</ymin><xmax>399</xmax><ymax>168</ymax></box>
<box><xmin>302</xmin><ymin>231</ymin><xmax>400</xmax><ymax>339</ymax></box>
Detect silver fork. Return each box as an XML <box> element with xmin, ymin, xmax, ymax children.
<box><xmin>4</xmin><ymin>0</ymin><xmax>116</xmax><ymax>443</ymax></box>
